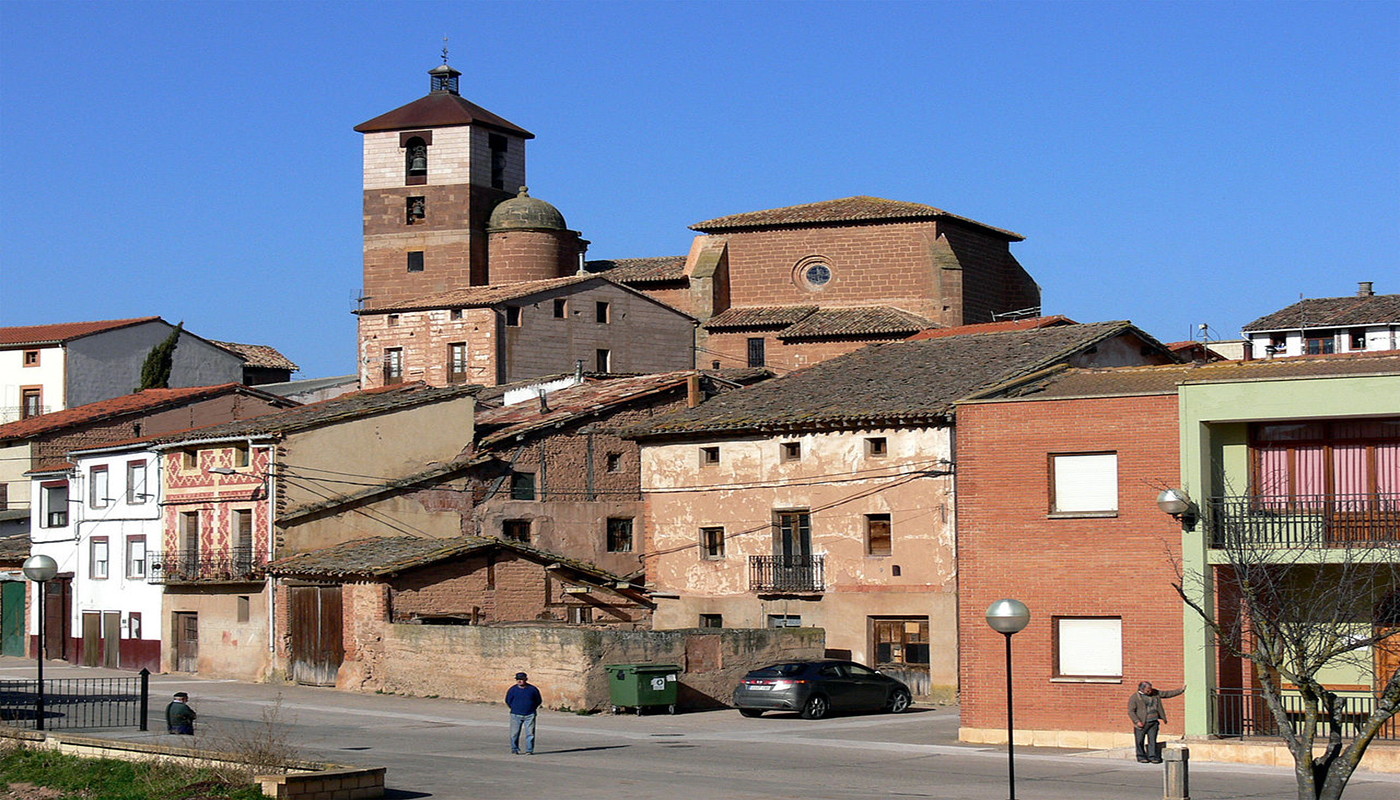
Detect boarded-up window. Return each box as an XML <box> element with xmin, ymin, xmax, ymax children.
<box><xmin>1055</xmin><ymin>617</ymin><xmax>1123</xmax><ymax>678</ymax></box>
<box><xmin>874</xmin><ymin>619</ymin><xmax>929</xmax><ymax>666</ymax></box>
<box><xmin>1050</xmin><ymin>453</ymin><xmax>1118</xmax><ymax>514</ymax></box>
<box><xmin>866</xmin><ymin>514</ymin><xmax>892</xmax><ymax>556</ymax></box>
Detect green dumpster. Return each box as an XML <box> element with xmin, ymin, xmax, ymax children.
<box><xmin>605</xmin><ymin>663</ymin><xmax>681</xmax><ymax>715</ymax></box>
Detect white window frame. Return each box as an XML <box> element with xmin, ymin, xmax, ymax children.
<box><xmin>91</xmin><ymin>537</ymin><xmax>109</xmax><ymax>580</ymax></box>
<box><xmin>1050</xmin><ymin>452</ymin><xmax>1118</xmax><ymax>515</ymax></box>
<box><xmin>90</xmin><ymin>466</ymin><xmax>109</xmax><ymax>509</ymax></box>
<box><xmin>126</xmin><ymin>535</ymin><xmax>147</xmax><ymax>579</ymax></box>
<box><xmin>126</xmin><ymin>460</ymin><xmax>148</xmax><ymax>504</ymax></box>
<box><xmin>1054</xmin><ymin>616</ymin><xmax>1123</xmax><ymax>680</ymax></box>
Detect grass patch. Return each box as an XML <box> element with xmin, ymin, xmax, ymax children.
<box><xmin>0</xmin><ymin>745</ymin><xmax>265</xmax><ymax>800</ymax></box>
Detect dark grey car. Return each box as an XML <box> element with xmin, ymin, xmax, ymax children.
<box><xmin>732</xmin><ymin>660</ymin><xmax>912</xmax><ymax>720</ymax></box>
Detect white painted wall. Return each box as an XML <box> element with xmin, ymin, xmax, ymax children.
<box><xmin>0</xmin><ymin>344</ymin><xmax>65</xmax><ymax>420</ymax></box>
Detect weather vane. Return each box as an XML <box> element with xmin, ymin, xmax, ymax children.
<box><xmin>442</xmin><ymin>36</ymin><xmax>449</xmax><ymax>65</ymax></box>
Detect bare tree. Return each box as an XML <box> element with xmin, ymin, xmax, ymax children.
<box><xmin>1176</xmin><ymin>495</ymin><xmax>1400</xmax><ymax>800</ymax></box>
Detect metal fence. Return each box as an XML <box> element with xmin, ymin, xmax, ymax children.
<box><xmin>1207</xmin><ymin>492</ymin><xmax>1400</xmax><ymax>549</ymax></box>
<box><xmin>749</xmin><ymin>555</ymin><xmax>825</xmax><ymax>593</ymax></box>
<box><xmin>0</xmin><ymin>670</ymin><xmax>149</xmax><ymax>731</ymax></box>
<box><xmin>149</xmin><ymin>547</ymin><xmax>268</xmax><ymax>584</ymax></box>
<box><xmin>1212</xmin><ymin>688</ymin><xmax>1398</xmax><ymax>741</ymax></box>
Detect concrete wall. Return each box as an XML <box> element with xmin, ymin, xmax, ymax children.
<box><xmin>163</xmin><ymin>583</ymin><xmax>271</xmax><ymax>679</ymax></box>
<box><xmin>65</xmin><ymin>323</ymin><xmax>243</xmax><ymax>408</ymax></box>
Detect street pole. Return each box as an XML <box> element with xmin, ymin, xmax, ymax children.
<box><xmin>35</xmin><ymin>581</ymin><xmax>45</xmax><ymax>731</ymax></box>
<box><xmin>984</xmin><ymin>598</ymin><xmax>1030</xmax><ymax>800</ymax></box>
<box><xmin>1004</xmin><ymin>631</ymin><xmax>1015</xmax><ymax>800</ymax></box>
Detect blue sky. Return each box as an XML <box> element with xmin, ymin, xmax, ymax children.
<box><xmin>2</xmin><ymin>1</ymin><xmax>1396</xmax><ymax>379</ymax></box>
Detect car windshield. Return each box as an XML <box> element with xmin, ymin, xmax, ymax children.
<box><xmin>750</xmin><ymin>663</ymin><xmax>808</xmax><ymax>677</ymax></box>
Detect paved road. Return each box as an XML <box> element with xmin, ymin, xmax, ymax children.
<box><xmin>3</xmin><ymin>657</ymin><xmax>1398</xmax><ymax>799</ymax></box>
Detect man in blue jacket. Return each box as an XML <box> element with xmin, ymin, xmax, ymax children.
<box><xmin>506</xmin><ymin>671</ymin><xmax>543</xmax><ymax>755</ymax></box>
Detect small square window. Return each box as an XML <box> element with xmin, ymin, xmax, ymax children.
<box><xmin>387</xmin><ymin>314</ymin><xmax>400</xmax><ymax>327</ymax></box>
<box><xmin>866</xmin><ymin>513</ymin><xmax>892</xmax><ymax>556</ymax></box>
<box><xmin>596</xmin><ymin>301</ymin><xmax>610</xmax><ymax>323</ymax></box>
<box><xmin>699</xmin><ymin>614</ymin><xmax>723</xmax><ymax>629</ymax></box>
<box><xmin>510</xmin><ymin>472</ymin><xmax>536</xmax><ymax>501</ymax></box>
<box><xmin>182</xmin><ymin>450</ymin><xmax>199</xmax><ymax>470</ymax></box>
<box><xmin>554</xmin><ymin>299</ymin><xmax>567</xmax><ymax>318</ymax></box>
<box><xmin>605</xmin><ymin>453</ymin><xmax>622</xmax><ymax>473</ymax></box>
<box><xmin>700</xmin><ymin>446</ymin><xmax>720</xmax><ymax>466</ymax></box>
<box><xmin>22</xmin><ymin>349</ymin><xmax>39</xmax><ymax>367</ymax></box>
<box><xmin>506</xmin><ymin>306</ymin><xmax>522</xmax><ymax>327</ymax></box>
<box><xmin>781</xmin><ymin>441</ymin><xmax>802</xmax><ymax>462</ymax></box>
<box><xmin>503</xmin><ymin>519</ymin><xmax>531</xmax><ymax>543</ymax></box>
<box><xmin>1050</xmin><ymin>452</ymin><xmax>1118</xmax><ymax>515</ymax></box>
<box><xmin>700</xmin><ymin>527</ymin><xmax>725</xmax><ymax>559</ymax></box>
<box><xmin>606</xmin><ymin>517</ymin><xmax>633</xmax><ymax>553</ymax></box>
<box><xmin>407</xmin><ymin>251</ymin><xmax>425</xmax><ymax>272</ymax></box>
<box><xmin>233</xmin><ymin>443</ymin><xmax>251</xmax><ymax>468</ymax></box>
<box><xmin>1350</xmin><ymin>328</ymin><xmax>1367</xmax><ymax>350</ymax></box>
<box><xmin>406</xmin><ymin>196</ymin><xmax>426</xmax><ymax>224</ymax></box>
<box><xmin>450</xmin><ymin>308</ymin><xmax>463</xmax><ymax>321</ymax></box>
<box><xmin>865</xmin><ymin>437</ymin><xmax>887</xmax><ymax>457</ymax></box>
<box><xmin>1055</xmin><ymin>617</ymin><xmax>1123</xmax><ymax>678</ymax></box>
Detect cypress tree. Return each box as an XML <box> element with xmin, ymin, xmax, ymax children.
<box><xmin>138</xmin><ymin>322</ymin><xmax>182</xmax><ymax>390</ymax></box>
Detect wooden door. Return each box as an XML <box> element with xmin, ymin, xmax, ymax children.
<box><xmin>81</xmin><ymin>612</ymin><xmax>100</xmax><ymax>667</ymax></box>
<box><xmin>102</xmin><ymin>611</ymin><xmax>121</xmax><ymax>668</ymax></box>
<box><xmin>0</xmin><ymin>582</ymin><xmax>24</xmax><ymax>657</ymax></box>
<box><xmin>44</xmin><ymin>578</ymin><xmax>71</xmax><ymax>661</ymax></box>
<box><xmin>289</xmin><ymin>586</ymin><xmax>343</xmax><ymax>686</ymax></box>
<box><xmin>1376</xmin><ymin>627</ymin><xmax>1400</xmax><ymax>693</ymax></box>
<box><xmin>174</xmin><ymin>612</ymin><xmax>199</xmax><ymax>672</ymax></box>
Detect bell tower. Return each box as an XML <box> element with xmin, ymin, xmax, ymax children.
<box><xmin>354</xmin><ymin>58</ymin><xmax>534</xmax><ymax>309</ymax></box>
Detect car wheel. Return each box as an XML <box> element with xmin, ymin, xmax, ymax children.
<box><xmin>800</xmin><ymin>695</ymin><xmax>830</xmax><ymax>720</ymax></box>
<box><xmin>887</xmin><ymin>689</ymin><xmax>912</xmax><ymax>714</ymax></box>
<box><xmin>739</xmin><ymin>708</ymin><xmax>764</xmax><ymax>718</ymax></box>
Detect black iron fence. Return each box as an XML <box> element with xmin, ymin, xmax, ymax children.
<box><xmin>0</xmin><ymin>670</ymin><xmax>149</xmax><ymax>731</ymax></box>
<box><xmin>1207</xmin><ymin>493</ymin><xmax>1400</xmax><ymax>549</ymax></box>
<box><xmin>1212</xmin><ymin>688</ymin><xmax>1398</xmax><ymax>741</ymax></box>
<box><xmin>149</xmin><ymin>547</ymin><xmax>268</xmax><ymax>584</ymax></box>
<box><xmin>749</xmin><ymin>554</ymin><xmax>825</xmax><ymax>593</ymax></box>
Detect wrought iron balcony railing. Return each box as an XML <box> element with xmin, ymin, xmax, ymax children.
<box><xmin>1212</xmin><ymin>688</ymin><xmax>1398</xmax><ymax>740</ymax></box>
<box><xmin>1207</xmin><ymin>493</ymin><xmax>1400</xmax><ymax>549</ymax></box>
<box><xmin>148</xmin><ymin>548</ymin><xmax>267</xmax><ymax>584</ymax></box>
<box><xmin>749</xmin><ymin>554</ymin><xmax>825</xmax><ymax>593</ymax></box>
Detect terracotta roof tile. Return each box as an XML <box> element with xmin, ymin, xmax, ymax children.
<box><xmin>703</xmin><ymin>307</ymin><xmax>819</xmax><ymax>331</ymax></box>
<box><xmin>209</xmin><ymin>341</ymin><xmax>300</xmax><ymax>371</ymax></box>
<box><xmin>690</xmin><ymin>196</ymin><xmax>1023</xmax><ymax>240</ymax></box>
<box><xmin>630</xmin><ymin>321</ymin><xmax>1164</xmax><ymax>436</ymax></box>
<box><xmin>358</xmin><ymin>275</ymin><xmax>597</xmax><ymax>314</ymax></box>
<box><xmin>906</xmin><ymin>315</ymin><xmax>1077</xmax><ymax>340</ymax></box>
<box><xmin>475</xmin><ymin>371</ymin><xmax>700</xmax><ymax>447</ymax></box>
<box><xmin>266</xmin><ymin>535</ymin><xmax>629</xmax><ymax>584</ymax></box>
<box><xmin>0</xmin><ymin>317</ymin><xmax>162</xmax><ymax>347</ymax></box>
<box><xmin>0</xmin><ymin>385</ymin><xmax>293</xmax><ymax>443</ymax></box>
<box><xmin>354</xmin><ymin>92</ymin><xmax>533</xmax><ymax>138</ymax></box>
<box><xmin>778</xmin><ymin>307</ymin><xmax>933</xmax><ymax>340</ymax></box>
<box><xmin>1244</xmin><ymin>294</ymin><xmax>1400</xmax><ymax>331</ymax></box>
<box><xmin>586</xmin><ymin>257</ymin><xmax>688</xmax><ymax>283</ymax></box>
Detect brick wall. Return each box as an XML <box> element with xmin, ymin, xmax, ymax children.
<box><xmin>359</xmin><ymin>307</ymin><xmax>497</xmax><ymax>389</ymax></box>
<box><xmin>955</xmin><ymin>394</ymin><xmax>1182</xmax><ymax>737</ymax></box>
<box><xmin>702</xmin><ymin>331</ymin><xmax>894</xmax><ymax>373</ymax></box>
<box><xmin>487</xmin><ymin>228</ymin><xmax>579</xmax><ymax>283</ymax></box>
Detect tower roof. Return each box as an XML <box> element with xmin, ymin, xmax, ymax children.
<box><xmin>354</xmin><ymin>62</ymin><xmax>534</xmax><ymax>139</ymax></box>
<box><xmin>487</xmin><ymin>187</ymin><xmax>566</xmax><ymax>231</ymax></box>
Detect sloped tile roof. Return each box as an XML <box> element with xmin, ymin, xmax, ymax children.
<box><xmin>0</xmin><ymin>384</ymin><xmax>295</xmax><ymax>443</ymax></box>
<box><xmin>586</xmin><ymin>257</ymin><xmax>688</xmax><ymax>283</ymax></box>
<box><xmin>906</xmin><ymin>315</ymin><xmax>1077</xmax><ymax>340</ymax></box>
<box><xmin>778</xmin><ymin>307</ymin><xmax>933</xmax><ymax>340</ymax></box>
<box><xmin>690</xmin><ymin>196</ymin><xmax>1024</xmax><ymax>240</ymax></box>
<box><xmin>475</xmin><ymin>371</ymin><xmax>698</xmax><ymax>447</ymax></box>
<box><xmin>0</xmin><ymin>317</ymin><xmax>162</xmax><ymax>347</ymax></box>
<box><xmin>1244</xmin><ymin>294</ymin><xmax>1400</xmax><ymax>331</ymax></box>
<box><xmin>354</xmin><ymin>91</ymin><xmax>533</xmax><ymax>138</ymax></box>
<box><xmin>358</xmin><ymin>275</ymin><xmax>598</xmax><ymax>314</ymax></box>
<box><xmin>149</xmin><ymin>382</ymin><xmax>478</xmax><ymax>446</ymax></box>
<box><xmin>703</xmin><ymin>306</ymin><xmax>818</xmax><ymax>331</ymax></box>
<box><xmin>266</xmin><ymin>535</ymin><xmax>629</xmax><ymax>584</ymax></box>
<box><xmin>629</xmin><ymin>321</ymin><xmax>1161</xmax><ymax>436</ymax></box>
<box><xmin>209</xmin><ymin>341</ymin><xmax>300</xmax><ymax>371</ymax></box>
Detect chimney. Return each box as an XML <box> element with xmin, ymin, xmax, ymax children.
<box><xmin>687</xmin><ymin>374</ymin><xmax>702</xmax><ymax>408</ymax></box>
<box><xmin>1359</xmin><ymin>281</ymin><xmax>1374</xmax><ymax>297</ymax></box>
<box><xmin>538</xmin><ymin>388</ymin><xmax>550</xmax><ymax>414</ymax></box>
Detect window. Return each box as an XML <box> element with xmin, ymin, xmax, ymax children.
<box><xmin>233</xmin><ymin>443</ymin><xmax>251</xmax><ymax>468</ymax></box>
<box><xmin>127</xmin><ymin>461</ymin><xmax>148</xmax><ymax>504</ymax></box>
<box><xmin>699</xmin><ymin>614</ymin><xmax>723</xmax><ymax>628</ymax></box>
<box><xmin>503</xmin><ymin>519</ymin><xmax>531</xmax><ymax>543</ymax></box>
<box><xmin>91</xmin><ymin>537</ymin><xmax>109</xmax><ymax>579</ymax></box>
<box><xmin>865</xmin><ymin>437</ymin><xmax>887</xmax><ymax>457</ymax></box>
<box><xmin>1351</xmin><ymin>328</ymin><xmax>1368</xmax><ymax>350</ymax></box>
<box><xmin>41</xmin><ymin>482</ymin><xmax>68</xmax><ymax>528</ymax></box>
<box><xmin>406</xmin><ymin>196</ymin><xmax>425</xmax><ymax>224</ymax></box>
<box><xmin>700</xmin><ymin>527</ymin><xmax>726</xmax><ymax>559</ymax></box>
<box><xmin>596</xmin><ymin>349</ymin><xmax>610</xmax><ymax>372</ymax></box>
<box><xmin>448</xmin><ymin>343</ymin><xmax>469</xmax><ymax>384</ymax></box>
<box><xmin>181</xmin><ymin>511</ymin><xmax>200</xmax><ymax>557</ymax></box>
<box><xmin>128</xmin><ymin>612</ymin><xmax>142</xmax><ymax>640</ymax></box>
<box><xmin>700</xmin><ymin>446</ymin><xmax>720</xmax><ymax>466</ymax></box>
<box><xmin>1055</xmin><ymin>617</ymin><xmax>1123</xmax><ymax>679</ymax></box>
<box><xmin>595</xmin><ymin>301</ymin><xmax>610</xmax><ymax>323</ymax></box>
<box><xmin>387</xmin><ymin>314</ymin><xmax>400</xmax><ymax>327</ymax></box>
<box><xmin>20</xmin><ymin>387</ymin><xmax>42</xmax><ymax>419</ymax></box>
<box><xmin>1252</xmin><ymin>418</ymin><xmax>1400</xmax><ymax>507</ymax></box>
<box><xmin>567</xmin><ymin>606</ymin><xmax>593</xmax><ymax>624</ymax></box>
<box><xmin>605</xmin><ymin>453</ymin><xmax>622</xmax><ymax>473</ymax></box>
<box><xmin>873</xmin><ymin>619</ymin><xmax>930</xmax><ymax>668</ymax></box>
<box><xmin>768</xmin><ymin>615</ymin><xmax>802</xmax><ymax>628</ymax></box>
<box><xmin>404</xmin><ymin>136</ymin><xmax>428</xmax><ymax>185</ymax></box>
<box><xmin>90</xmin><ymin>465</ymin><xmax>109</xmax><ymax>509</ymax></box>
<box><xmin>781</xmin><ymin>441</ymin><xmax>802</xmax><ymax>462</ymax></box>
<box><xmin>505</xmin><ymin>306</ymin><xmax>522</xmax><ymax>327</ymax></box>
<box><xmin>747</xmin><ymin>337</ymin><xmax>765</xmax><ymax>368</ymax></box>
<box><xmin>234</xmin><ymin>509</ymin><xmax>254</xmax><ymax>571</ymax></box>
<box><xmin>489</xmin><ymin>134</ymin><xmax>507</xmax><ymax>190</ymax></box>
<box><xmin>554</xmin><ymin>299</ymin><xmax>567</xmax><ymax>318</ymax></box>
<box><xmin>1050</xmin><ymin>452</ymin><xmax>1118</xmax><ymax>515</ymax></box>
<box><xmin>406</xmin><ymin>251</ymin><xmax>424</xmax><ymax>273</ymax></box>
<box><xmin>1306</xmin><ymin>332</ymin><xmax>1336</xmax><ymax>355</ymax></box>
<box><xmin>510</xmin><ymin>472</ymin><xmax>536</xmax><ymax>500</ymax></box>
<box><xmin>182</xmin><ymin>449</ymin><xmax>199</xmax><ymax>470</ymax></box>
<box><xmin>383</xmin><ymin>348</ymin><xmax>404</xmax><ymax>385</ymax></box>
<box><xmin>606</xmin><ymin>518</ymin><xmax>633</xmax><ymax>553</ymax></box>
<box><xmin>866</xmin><ymin>514</ymin><xmax>892</xmax><ymax>556</ymax></box>
<box><xmin>22</xmin><ymin>349</ymin><xmax>39</xmax><ymax>367</ymax></box>
<box><xmin>126</xmin><ymin>536</ymin><xmax>146</xmax><ymax>578</ymax></box>
<box><xmin>237</xmin><ymin>596</ymin><xmax>251</xmax><ymax>623</ymax></box>
<box><xmin>450</xmin><ymin>308</ymin><xmax>463</xmax><ymax>321</ymax></box>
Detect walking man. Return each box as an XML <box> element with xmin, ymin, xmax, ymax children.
<box><xmin>1129</xmin><ymin>680</ymin><xmax>1184</xmax><ymax>763</ymax></box>
<box><xmin>165</xmin><ymin>691</ymin><xmax>197</xmax><ymax>735</ymax></box>
<box><xmin>506</xmin><ymin>671</ymin><xmax>542</xmax><ymax>755</ymax></box>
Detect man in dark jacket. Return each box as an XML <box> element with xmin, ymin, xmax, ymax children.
<box><xmin>1128</xmin><ymin>681</ymin><xmax>1184</xmax><ymax>763</ymax></box>
<box><xmin>506</xmin><ymin>672</ymin><xmax>543</xmax><ymax>755</ymax></box>
<box><xmin>165</xmin><ymin>691</ymin><xmax>197</xmax><ymax>735</ymax></box>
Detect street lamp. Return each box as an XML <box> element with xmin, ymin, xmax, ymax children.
<box><xmin>986</xmin><ymin>598</ymin><xmax>1031</xmax><ymax>800</ymax></box>
<box><xmin>22</xmin><ymin>554</ymin><xmax>58</xmax><ymax>731</ymax></box>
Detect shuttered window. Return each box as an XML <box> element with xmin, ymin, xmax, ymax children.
<box><xmin>1055</xmin><ymin>617</ymin><xmax>1122</xmax><ymax>678</ymax></box>
<box><xmin>1050</xmin><ymin>453</ymin><xmax>1118</xmax><ymax>514</ymax></box>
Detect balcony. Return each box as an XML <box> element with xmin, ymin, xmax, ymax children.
<box><xmin>1207</xmin><ymin>493</ymin><xmax>1400</xmax><ymax>549</ymax></box>
<box><xmin>1212</xmin><ymin>688</ymin><xmax>1398</xmax><ymax>741</ymax></box>
<box><xmin>148</xmin><ymin>548</ymin><xmax>268</xmax><ymax>584</ymax></box>
<box><xmin>749</xmin><ymin>554</ymin><xmax>825</xmax><ymax>594</ymax></box>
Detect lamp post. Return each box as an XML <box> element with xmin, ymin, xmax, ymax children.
<box><xmin>22</xmin><ymin>554</ymin><xmax>58</xmax><ymax>731</ymax></box>
<box><xmin>986</xmin><ymin>598</ymin><xmax>1031</xmax><ymax>800</ymax></box>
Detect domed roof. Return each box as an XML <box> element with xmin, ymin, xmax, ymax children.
<box><xmin>488</xmin><ymin>187</ymin><xmax>567</xmax><ymax>231</ymax></box>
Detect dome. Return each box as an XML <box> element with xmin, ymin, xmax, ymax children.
<box><xmin>488</xmin><ymin>187</ymin><xmax>567</xmax><ymax>231</ymax></box>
